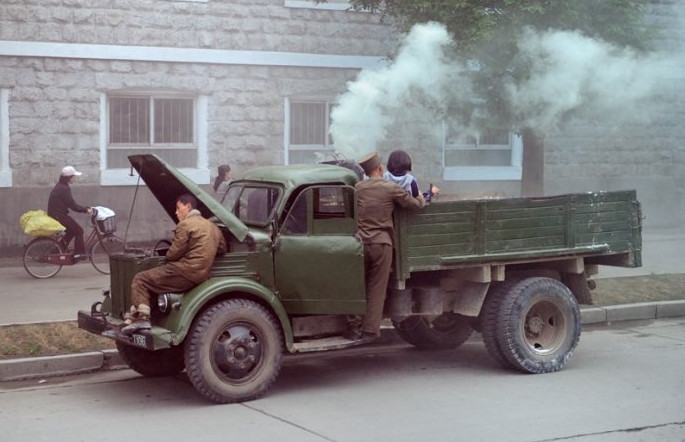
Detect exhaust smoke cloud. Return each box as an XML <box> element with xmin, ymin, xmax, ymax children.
<box><xmin>330</xmin><ymin>16</ymin><xmax>684</xmax><ymax>162</ymax></box>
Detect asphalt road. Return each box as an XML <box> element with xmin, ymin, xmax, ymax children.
<box><xmin>1</xmin><ymin>318</ymin><xmax>684</xmax><ymax>442</ymax></box>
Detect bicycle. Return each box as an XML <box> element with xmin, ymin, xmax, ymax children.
<box><xmin>22</xmin><ymin>209</ymin><xmax>126</xmax><ymax>279</ymax></box>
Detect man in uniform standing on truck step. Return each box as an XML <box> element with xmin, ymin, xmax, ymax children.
<box><xmin>121</xmin><ymin>193</ymin><xmax>227</xmax><ymax>335</ymax></box>
<box><xmin>347</xmin><ymin>151</ymin><xmax>426</xmax><ymax>341</ymax></box>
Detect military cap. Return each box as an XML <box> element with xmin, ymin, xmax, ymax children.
<box><xmin>358</xmin><ymin>151</ymin><xmax>381</xmax><ymax>175</ymax></box>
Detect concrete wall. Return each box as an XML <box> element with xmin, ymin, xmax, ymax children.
<box><xmin>1</xmin><ymin>0</ymin><xmax>684</xmax><ymax>256</ymax></box>
<box><xmin>0</xmin><ymin>0</ymin><xmax>397</xmax><ymax>253</ymax></box>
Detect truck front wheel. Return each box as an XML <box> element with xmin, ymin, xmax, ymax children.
<box><xmin>184</xmin><ymin>299</ymin><xmax>283</xmax><ymax>404</ymax></box>
<box><xmin>393</xmin><ymin>312</ymin><xmax>473</xmax><ymax>350</ymax></box>
<box><xmin>116</xmin><ymin>342</ymin><xmax>185</xmax><ymax>377</ymax></box>
<box><xmin>495</xmin><ymin>277</ymin><xmax>581</xmax><ymax>373</ymax></box>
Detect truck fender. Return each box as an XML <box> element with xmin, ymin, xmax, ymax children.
<box><xmin>161</xmin><ymin>277</ymin><xmax>294</xmax><ymax>351</ymax></box>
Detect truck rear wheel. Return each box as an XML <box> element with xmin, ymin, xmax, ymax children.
<box><xmin>184</xmin><ymin>299</ymin><xmax>283</xmax><ymax>404</ymax></box>
<box><xmin>116</xmin><ymin>342</ymin><xmax>185</xmax><ymax>377</ymax></box>
<box><xmin>480</xmin><ymin>281</ymin><xmax>519</xmax><ymax>369</ymax></box>
<box><xmin>561</xmin><ymin>272</ymin><xmax>594</xmax><ymax>305</ymax></box>
<box><xmin>394</xmin><ymin>312</ymin><xmax>473</xmax><ymax>350</ymax></box>
<box><xmin>495</xmin><ymin>277</ymin><xmax>581</xmax><ymax>373</ymax></box>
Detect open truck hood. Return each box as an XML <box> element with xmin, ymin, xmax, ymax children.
<box><xmin>128</xmin><ymin>154</ymin><xmax>248</xmax><ymax>242</ymax></box>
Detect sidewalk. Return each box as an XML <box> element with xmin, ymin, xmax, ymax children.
<box><xmin>0</xmin><ymin>263</ymin><xmax>109</xmax><ymax>326</ymax></box>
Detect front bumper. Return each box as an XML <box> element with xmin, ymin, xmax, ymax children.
<box><xmin>78</xmin><ymin>304</ymin><xmax>171</xmax><ymax>351</ymax></box>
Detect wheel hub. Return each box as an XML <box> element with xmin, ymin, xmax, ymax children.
<box><xmin>526</xmin><ymin>315</ymin><xmax>546</xmax><ymax>335</ymax></box>
<box><xmin>214</xmin><ymin>325</ymin><xmax>262</xmax><ymax>379</ymax></box>
<box><xmin>523</xmin><ymin>301</ymin><xmax>564</xmax><ymax>355</ymax></box>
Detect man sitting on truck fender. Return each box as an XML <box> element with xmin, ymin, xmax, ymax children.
<box><xmin>347</xmin><ymin>151</ymin><xmax>426</xmax><ymax>341</ymax></box>
<box><xmin>121</xmin><ymin>193</ymin><xmax>227</xmax><ymax>334</ymax></box>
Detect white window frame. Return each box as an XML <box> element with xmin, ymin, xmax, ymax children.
<box><xmin>442</xmin><ymin>122</ymin><xmax>523</xmax><ymax>181</ymax></box>
<box><xmin>159</xmin><ymin>0</ymin><xmax>208</xmax><ymax>3</ymax></box>
<box><xmin>284</xmin><ymin>97</ymin><xmax>336</xmax><ymax>165</ymax></box>
<box><xmin>284</xmin><ymin>1</ymin><xmax>351</xmax><ymax>11</ymax></box>
<box><xmin>0</xmin><ymin>89</ymin><xmax>10</xmax><ymax>187</ymax></box>
<box><xmin>100</xmin><ymin>93</ymin><xmax>209</xmax><ymax>186</ymax></box>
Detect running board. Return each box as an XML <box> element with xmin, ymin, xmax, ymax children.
<box><xmin>292</xmin><ymin>336</ymin><xmax>373</xmax><ymax>353</ymax></box>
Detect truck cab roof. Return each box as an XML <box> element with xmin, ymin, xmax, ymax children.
<box><xmin>236</xmin><ymin>164</ymin><xmax>359</xmax><ymax>192</ymax></box>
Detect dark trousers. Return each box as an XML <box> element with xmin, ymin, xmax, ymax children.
<box><xmin>53</xmin><ymin>214</ymin><xmax>85</xmax><ymax>255</ymax></box>
<box><xmin>361</xmin><ymin>243</ymin><xmax>393</xmax><ymax>336</ymax></box>
<box><xmin>130</xmin><ymin>264</ymin><xmax>196</xmax><ymax>309</ymax></box>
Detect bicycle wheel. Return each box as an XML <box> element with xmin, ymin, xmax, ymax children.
<box><xmin>152</xmin><ymin>239</ymin><xmax>172</xmax><ymax>256</ymax></box>
<box><xmin>90</xmin><ymin>235</ymin><xmax>126</xmax><ymax>275</ymax></box>
<box><xmin>23</xmin><ymin>236</ymin><xmax>64</xmax><ymax>279</ymax></box>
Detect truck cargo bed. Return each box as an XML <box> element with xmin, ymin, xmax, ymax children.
<box><xmin>393</xmin><ymin>190</ymin><xmax>641</xmax><ymax>281</ymax></box>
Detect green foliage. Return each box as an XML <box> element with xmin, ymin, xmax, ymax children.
<box><xmin>346</xmin><ymin>0</ymin><xmax>652</xmax><ymax>52</ymax></box>
<box><xmin>340</xmin><ymin>0</ymin><xmax>654</xmax><ymax>132</ymax></box>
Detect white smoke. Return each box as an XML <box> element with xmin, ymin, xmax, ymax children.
<box><xmin>330</xmin><ymin>22</ymin><xmax>469</xmax><ymax>160</ymax></box>
<box><xmin>330</xmin><ymin>17</ymin><xmax>684</xmax><ymax>159</ymax></box>
<box><xmin>509</xmin><ymin>27</ymin><xmax>677</xmax><ymax>132</ymax></box>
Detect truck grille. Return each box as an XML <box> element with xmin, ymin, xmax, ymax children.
<box><xmin>109</xmin><ymin>254</ymin><xmax>165</xmax><ymax>318</ymax></box>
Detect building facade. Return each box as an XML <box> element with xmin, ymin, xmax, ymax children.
<box><xmin>1</xmin><ymin>0</ymin><xmax>683</xmax><ymax>255</ymax></box>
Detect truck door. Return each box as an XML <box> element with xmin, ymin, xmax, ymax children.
<box><xmin>274</xmin><ymin>185</ymin><xmax>365</xmax><ymax>315</ymax></box>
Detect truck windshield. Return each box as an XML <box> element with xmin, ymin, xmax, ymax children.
<box><xmin>223</xmin><ymin>185</ymin><xmax>281</xmax><ymax>227</ymax></box>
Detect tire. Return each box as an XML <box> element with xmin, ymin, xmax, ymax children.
<box><xmin>394</xmin><ymin>312</ymin><xmax>473</xmax><ymax>350</ymax></box>
<box><xmin>23</xmin><ymin>236</ymin><xmax>63</xmax><ymax>279</ymax></box>
<box><xmin>495</xmin><ymin>277</ymin><xmax>581</xmax><ymax>374</ymax></box>
<box><xmin>480</xmin><ymin>280</ymin><xmax>520</xmax><ymax>369</ymax></box>
<box><xmin>185</xmin><ymin>299</ymin><xmax>283</xmax><ymax>404</ymax></box>
<box><xmin>90</xmin><ymin>235</ymin><xmax>126</xmax><ymax>274</ymax></box>
<box><xmin>116</xmin><ymin>342</ymin><xmax>185</xmax><ymax>377</ymax></box>
<box><xmin>561</xmin><ymin>272</ymin><xmax>594</xmax><ymax>305</ymax></box>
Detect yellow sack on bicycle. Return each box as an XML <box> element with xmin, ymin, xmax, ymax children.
<box><xmin>19</xmin><ymin>210</ymin><xmax>66</xmax><ymax>237</ymax></box>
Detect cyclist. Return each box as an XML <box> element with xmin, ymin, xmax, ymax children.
<box><xmin>47</xmin><ymin>166</ymin><xmax>93</xmax><ymax>261</ymax></box>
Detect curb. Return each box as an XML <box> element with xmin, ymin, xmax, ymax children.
<box><xmin>0</xmin><ymin>349</ymin><xmax>127</xmax><ymax>382</ymax></box>
<box><xmin>580</xmin><ymin>300</ymin><xmax>685</xmax><ymax>325</ymax></box>
<box><xmin>2</xmin><ymin>300</ymin><xmax>684</xmax><ymax>382</ymax></box>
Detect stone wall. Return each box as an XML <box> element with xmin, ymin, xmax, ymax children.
<box><xmin>0</xmin><ymin>0</ymin><xmax>394</xmax><ymax>55</ymax></box>
<box><xmin>1</xmin><ymin>0</ymin><xmax>684</xmax><ymax>257</ymax></box>
<box><xmin>0</xmin><ymin>1</ymin><xmax>399</xmax><ymax>253</ymax></box>
<box><xmin>0</xmin><ymin>58</ymin><xmax>366</xmax><ymax>250</ymax></box>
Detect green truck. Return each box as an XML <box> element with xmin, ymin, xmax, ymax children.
<box><xmin>78</xmin><ymin>154</ymin><xmax>642</xmax><ymax>404</ymax></box>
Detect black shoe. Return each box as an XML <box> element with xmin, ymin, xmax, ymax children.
<box><xmin>121</xmin><ymin>320</ymin><xmax>151</xmax><ymax>335</ymax></box>
<box><xmin>73</xmin><ymin>254</ymin><xmax>88</xmax><ymax>262</ymax></box>
<box><xmin>343</xmin><ymin>326</ymin><xmax>361</xmax><ymax>341</ymax></box>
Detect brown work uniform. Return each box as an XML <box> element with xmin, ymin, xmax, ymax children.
<box><xmin>355</xmin><ymin>178</ymin><xmax>425</xmax><ymax>335</ymax></box>
<box><xmin>130</xmin><ymin>210</ymin><xmax>227</xmax><ymax>308</ymax></box>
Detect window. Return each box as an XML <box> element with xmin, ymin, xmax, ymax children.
<box><xmin>224</xmin><ymin>185</ymin><xmax>281</xmax><ymax>227</ymax></box>
<box><xmin>285</xmin><ymin>98</ymin><xmax>335</xmax><ymax>164</ymax></box>
<box><xmin>442</xmin><ymin>123</ymin><xmax>523</xmax><ymax>181</ymax></box>
<box><xmin>314</xmin><ymin>187</ymin><xmax>352</xmax><ymax>219</ymax></box>
<box><xmin>0</xmin><ymin>88</ymin><xmax>10</xmax><ymax>187</ymax></box>
<box><xmin>282</xmin><ymin>186</ymin><xmax>355</xmax><ymax>235</ymax></box>
<box><xmin>101</xmin><ymin>93</ymin><xmax>209</xmax><ymax>185</ymax></box>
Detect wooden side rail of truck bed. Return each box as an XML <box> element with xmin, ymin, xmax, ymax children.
<box><xmin>393</xmin><ymin>190</ymin><xmax>642</xmax><ymax>284</ymax></box>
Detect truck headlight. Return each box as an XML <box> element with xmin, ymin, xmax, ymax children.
<box><xmin>158</xmin><ymin>293</ymin><xmax>171</xmax><ymax>313</ymax></box>
<box><xmin>157</xmin><ymin>293</ymin><xmax>183</xmax><ymax>313</ymax></box>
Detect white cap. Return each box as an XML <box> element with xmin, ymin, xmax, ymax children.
<box><xmin>60</xmin><ymin>166</ymin><xmax>82</xmax><ymax>177</ymax></box>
